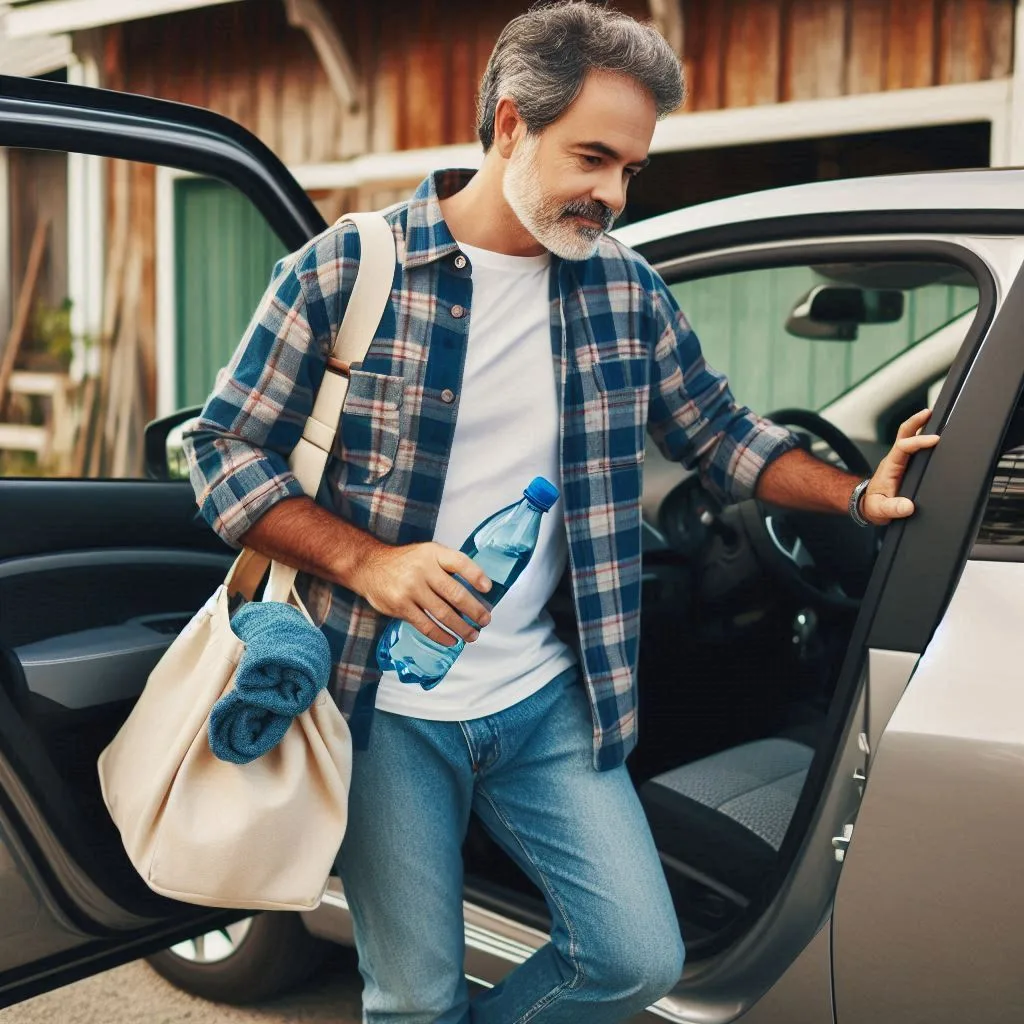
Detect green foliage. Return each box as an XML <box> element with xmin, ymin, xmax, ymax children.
<box><xmin>0</xmin><ymin>451</ymin><xmax>42</xmax><ymax>477</ymax></box>
<box><xmin>29</xmin><ymin>297</ymin><xmax>96</xmax><ymax>371</ymax></box>
<box><xmin>31</xmin><ymin>296</ymin><xmax>74</xmax><ymax>368</ymax></box>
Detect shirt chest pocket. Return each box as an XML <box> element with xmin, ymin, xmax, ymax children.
<box><xmin>594</xmin><ymin>354</ymin><xmax>648</xmax><ymax>393</ymax></box>
<box><xmin>336</xmin><ymin>368</ymin><xmax>405</xmax><ymax>483</ymax></box>
<box><xmin>585</xmin><ymin>354</ymin><xmax>649</xmax><ymax>468</ymax></box>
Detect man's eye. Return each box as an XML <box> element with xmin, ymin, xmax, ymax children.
<box><xmin>581</xmin><ymin>155</ymin><xmax>602</xmax><ymax>167</ymax></box>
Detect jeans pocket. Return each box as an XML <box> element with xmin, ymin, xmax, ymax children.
<box><xmin>338</xmin><ymin>369</ymin><xmax>404</xmax><ymax>483</ymax></box>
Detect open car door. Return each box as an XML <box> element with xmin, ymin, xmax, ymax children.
<box><xmin>0</xmin><ymin>74</ymin><xmax>326</xmax><ymax>1008</ymax></box>
<box><xmin>608</xmin><ymin>183</ymin><xmax>1021</xmax><ymax>1022</ymax></box>
<box><xmin>831</xmin><ymin>250</ymin><xmax>1024</xmax><ymax>1023</ymax></box>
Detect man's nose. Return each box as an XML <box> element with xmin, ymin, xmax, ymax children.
<box><xmin>591</xmin><ymin>171</ymin><xmax>626</xmax><ymax>219</ymax></box>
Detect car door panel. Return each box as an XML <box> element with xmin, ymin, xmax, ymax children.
<box><xmin>16</xmin><ymin>602</ymin><xmax>202</xmax><ymax>711</ymax></box>
<box><xmin>5</xmin><ymin>548</ymin><xmax>232</xmax><ymax>713</ymax></box>
<box><xmin>734</xmin><ymin>924</ymin><xmax>833</xmax><ymax>1024</ymax></box>
<box><xmin>625</xmin><ymin>228</ymin><xmax>1013</xmax><ymax>1022</ymax></box>
<box><xmin>862</xmin><ymin>254</ymin><xmax>1024</xmax><ymax>654</ymax></box>
<box><xmin>833</xmin><ymin>562</ymin><xmax>1024</xmax><ymax>1024</ymax></box>
<box><xmin>0</xmin><ymin>480</ymin><xmax>224</xmax><ymax>562</ymax></box>
<box><xmin>0</xmin><ymin>75</ymin><xmax>325</xmax><ymax>1006</ymax></box>
<box><xmin>832</xmin><ymin>260</ymin><xmax>1024</xmax><ymax>1022</ymax></box>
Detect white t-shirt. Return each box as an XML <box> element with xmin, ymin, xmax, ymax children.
<box><xmin>374</xmin><ymin>241</ymin><xmax>577</xmax><ymax>720</ymax></box>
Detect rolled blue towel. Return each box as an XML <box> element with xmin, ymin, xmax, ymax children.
<box><xmin>229</xmin><ymin>602</ymin><xmax>332</xmax><ymax>713</ymax></box>
<box><xmin>208</xmin><ymin>690</ymin><xmax>291</xmax><ymax>766</ymax></box>
<box><xmin>208</xmin><ymin>601</ymin><xmax>333</xmax><ymax>764</ymax></box>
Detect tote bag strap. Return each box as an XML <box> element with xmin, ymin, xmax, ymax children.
<box><xmin>225</xmin><ymin>211</ymin><xmax>397</xmax><ymax>602</ymax></box>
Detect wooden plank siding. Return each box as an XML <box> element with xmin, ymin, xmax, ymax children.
<box><xmin>846</xmin><ymin>0</ymin><xmax>889</xmax><ymax>92</ymax></box>
<box><xmin>102</xmin><ymin>0</ymin><xmax>1013</xmax><ymax>168</ymax></box>
<box><xmin>783</xmin><ymin>0</ymin><xmax>849</xmax><ymax>101</ymax></box>
<box><xmin>723</xmin><ymin>0</ymin><xmax>784</xmax><ymax>108</ymax></box>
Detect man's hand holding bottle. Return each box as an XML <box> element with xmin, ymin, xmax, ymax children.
<box><xmin>353</xmin><ymin>541</ymin><xmax>493</xmax><ymax>649</ymax></box>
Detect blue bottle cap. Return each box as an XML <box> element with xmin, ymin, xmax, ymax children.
<box><xmin>524</xmin><ymin>476</ymin><xmax>559</xmax><ymax>512</ymax></box>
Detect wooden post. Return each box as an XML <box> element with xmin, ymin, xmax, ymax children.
<box><xmin>85</xmin><ymin>158</ymin><xmax>130</xmax><ymax>477</ymax></box>
<box><xmin>0</xmin><ymin>218</ymin><xmax>49</xmax><ymax>419</ymax></box>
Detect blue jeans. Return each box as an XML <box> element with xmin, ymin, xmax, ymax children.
<box><xmin>335</xmin><ymin>666</ymin><xmax>685</xmax><ymax>1023</ymax></box>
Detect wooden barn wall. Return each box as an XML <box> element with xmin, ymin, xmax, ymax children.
<box><xmin>685</xmin><ymin>0</ymin><xmax>1013</xmax><ymax>109</ymax></box>
<box><xmin>104</xmin><ymin>0</ymin><xmax>1014</xmax><ymax>168</ymax></box>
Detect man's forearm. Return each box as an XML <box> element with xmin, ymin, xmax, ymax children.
<box><xmin>238</xmin><ymin>496</ymin><xmax>388</xmax><ymax>592</ymax></box>
<box><xmin>754</xmin><ymin>447</ymin><xmax>860</xmax><ymax>514</ymax></box>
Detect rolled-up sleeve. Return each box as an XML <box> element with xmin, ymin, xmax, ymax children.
<box><xmin>647</xmin><ymin>277</ymin><xmax>798</xmax><ymax>506</ymax></box>
<box><xmin>182</xmin><ymin>248</ymin><xmax>332</xmax><ymax>549</ymax></box>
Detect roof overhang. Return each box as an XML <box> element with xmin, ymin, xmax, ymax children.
<box><xmin>0</xmin><ymin>25</ymin><xmax>70</xmax><ymax>74</ymax></box>
<box><xmin>2</xmin><ymin>0</ymin><xmax>244</xmax><ymax>39</ymax></box>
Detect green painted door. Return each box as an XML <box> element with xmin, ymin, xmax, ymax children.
<box><xmin>175</xmin><ymin>178</ymin><xmax>288</xmax><ymax>408</ymax></box>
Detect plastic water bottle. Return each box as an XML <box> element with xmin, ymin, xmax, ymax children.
<box><xmin>376</xmin><ymin>476</ymin><xmax>560</xmax><ymax>689</ymax></box>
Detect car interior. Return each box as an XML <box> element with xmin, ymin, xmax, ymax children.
<box><xmin>0</xmin><ymin>241</ymin><xmax>988</xmax><ymax>965</ymax></box>
<box><xmin>460</xmin><ymin>256</ymin><xmax>983</xmax><ymax>957</ymax></box>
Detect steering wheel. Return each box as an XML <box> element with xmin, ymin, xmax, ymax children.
<box><xmin>737</xmin><ymin>408</ymin><xmax>877</xmax><ymax>610</ymax></box>
<box><xmin>761</xmin><ymin>409</ymin><xmax>873</xmax><ymax>479</ymax></box>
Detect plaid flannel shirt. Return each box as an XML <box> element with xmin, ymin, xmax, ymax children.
<box><xmin>184</xmin><ymin>169</ymin><xmax>797</xmax><ymax>770</ymax></box>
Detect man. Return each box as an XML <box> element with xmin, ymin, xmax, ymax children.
<box><xmin>184</xmin><ymin>3</ymin><xmax>938</xmax><ymax>1021</ymax></box>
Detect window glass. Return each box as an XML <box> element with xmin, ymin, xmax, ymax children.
<box><xmin>669</xmin><ymin>261</ymin><xmax>978</xmax><ymax>416</ymax></box>
<box><xmin>977</xmin><ymin>405</ymin><xmax>1024</xmax><ymax>547</ymax></box>
<box><xmin>1</xmin><ymin>150</ymin><xmax>286</xmax><ymax>480</ymax></box>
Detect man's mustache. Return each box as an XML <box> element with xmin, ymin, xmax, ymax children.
<box><xmin>561</xmin><ymin>199</ymin><xmax>616</xmax><ymax>231</ymax></box>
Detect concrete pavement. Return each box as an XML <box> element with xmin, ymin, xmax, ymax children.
<box><xmin>2</xmin><ymin>947</ymin><xmax>364</xmax><ymax>1023</ymax></box>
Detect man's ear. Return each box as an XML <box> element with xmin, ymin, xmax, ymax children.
<box><xmin>493</xmin><ymin>97</ymin><xmax>526</xmax><ymax>160</ymax></box>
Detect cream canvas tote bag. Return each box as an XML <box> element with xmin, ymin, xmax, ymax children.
<box><xmin>97</xmin><ymin>212</ymin><xmax>396</xmax><ymax>911</ymax></box>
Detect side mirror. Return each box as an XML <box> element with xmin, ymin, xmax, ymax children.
<box><xmin>786</xmin><ymin>285</ymin><xmax>905</xmax><ymax>341</ymax></box>
<box><xmin>144</xmin><ymin>407</ymin><xmax>203</xmax><ymax>480</ymax></box>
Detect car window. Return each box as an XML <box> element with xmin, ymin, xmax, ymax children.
<box><xmin>669</xmin><ymin>261</ymin><xmax>979</xmax><ymax>414</ymax></box>
<box><xmin>927</xmin><ymin>374</ymin><xmax>947</xmax><ymax>410</ymax></box>
<box><xmin>976</xmin><ymin>398</ymin><xmax>1024</xmax><ymax>547</ymax></box>
<box><xmin>0</xmin><ymin>148</ymin><xmax>297</xmax><ymax>481</ymax></box>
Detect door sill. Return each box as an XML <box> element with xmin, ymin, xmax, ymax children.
<box><xmin>305</xmin><ymin>879</ymin><xmax>684</xmax><ymax>1020</ymax></box>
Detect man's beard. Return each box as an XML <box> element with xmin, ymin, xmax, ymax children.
<box><xmin>503</xmin><ymin>133</ymin><xmax>615</xmax><ymax>261</ymax></box>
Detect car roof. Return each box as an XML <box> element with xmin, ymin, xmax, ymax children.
<box><xmin>613</xmin><ymin>168</ymin><xmax>1024</xmax><ymax>248</ymax></box>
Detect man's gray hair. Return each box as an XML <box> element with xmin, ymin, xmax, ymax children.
<box><xmin>476</xmin><ymin>1</ymin><xmax>684</xmax><ymax>152</ymax></box>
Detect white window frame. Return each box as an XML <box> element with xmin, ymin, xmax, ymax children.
<box><xmin>66</xmin><ymin>51</ymin><xmax>105</xmax><ymax>379</ymax></box>
<box><xmin>1013</xmin><ymin>0</ymin><xmax>1024</xmax><ymax>165</ymax></box>
<box><xmin>650</xmin><ymin>79</ymin><xmax>1012</xmax><ymax>167</ymax></box>
<box><xmin>2</xmin><ymin>0</ymin><xmax>244</xmax><ymax>38</ymax></box>
<box><xmin>156</xmin><ymin>165</ymin><xmax>191</xmax><ymax>417</ymax></box>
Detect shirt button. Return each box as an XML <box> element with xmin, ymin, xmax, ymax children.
<box><xmin>441</xmin><ymin>388</ymin><xmax>456</xmax><ymax>404</ymax></box>
<box><xmin>453</xmin><ymin>254</ymin><xmax>467</xmax><ymax>270</ymax></box>
<box><xmin>450</xmin><ymin>304</ymin><xmax>466</xmax><ymax>319</ymax></box>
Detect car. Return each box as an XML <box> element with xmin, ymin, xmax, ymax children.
<box><xmin>2</xmin><ymin>73</ymin><xmax>1024</xmax><ymax>1024</ymax></box>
